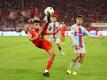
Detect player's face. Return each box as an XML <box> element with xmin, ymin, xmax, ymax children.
<box><xmin>33</xmin><ymin>23</ymin><xmax>40</xmax><ymax>30</ymax></box>
<box><xmin>76</xmin><ymin>18</ymin><xmax>83</xmax><ymax>25</ymax></box>
<box><xmin>51</xmin><ymin>17</ymin><xmax>57</xmax><ymax>22</ymax></box>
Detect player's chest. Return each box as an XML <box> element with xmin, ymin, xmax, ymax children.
<box><xmin>75</xmin><ymin>27</ymin><xmax>84</xmax><ymax>35</ymax></box>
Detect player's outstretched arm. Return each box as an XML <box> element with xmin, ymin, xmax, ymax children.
<box><xmin>87</xmin><ymin>34</ymin><xmax>103</xmax><ymax>39</ymax></box>
<box><xmin>83</xmin><ymin>27</ymin><xmax>103</xmax><ymax>39</ymax></box>
<box><xmin>86</xmin><ymin>31</ymin><xmax>103</xmax><ymax>39</ymax></box>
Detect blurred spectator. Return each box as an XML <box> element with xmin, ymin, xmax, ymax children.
<box><xmin>0</xmin><ymin>0</ymin><xmax>107</xmax><ymax>31</ymax></box>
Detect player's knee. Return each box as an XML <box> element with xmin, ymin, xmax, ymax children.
<box><xmin>50</xmin><ymin>52</ymin><xmax>55</xmax><ymax>58</ymax></box>
<box><xmin>53</xmin><ymin>53</ymin><xmax>55</xmax><ymax>56</ymax></box>
<box><xmin>72</xmin><ymin>59</ymin><xmax>76</xmax><ymax>62</ymax></box>
<box><xmin>80</xmin><ymin>54</ymin><xmax>85</xmax><ymax>58</ymax></box>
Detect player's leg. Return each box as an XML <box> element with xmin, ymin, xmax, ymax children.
<box><xmin>67</xmin><ymin>53</ymin><xmax>80</xmax><ymax>74</ymax></box>
<box><xmin>57</xmin><ymin>43</ymin><xmax>65</xmax><ymax>55</ymax></box>
<box><xmin>71</xmin><ymin>53</ymin><xmax>85</xmax><ymax>76</ymax></box>
<box><xmin>72</xmin><ymin>48</ymin><xmax>85</xmax><ymax>75</ymax></box>
<box><xmin>56</xmin><ymin>38</ymin><xmax>65</xmax><ymax>55</ymax></box>
<box><xmin>39</xmin><ymin>13</ymin><xmax>51</xmax><ymax>38</ymax></box>
<box><xmin>42</xmin><ymin>39</ymin><xmax>55</xmax><ymax>77</ymax></box>
<box><xmin>43</xmin><ymin>47</ymin><xmax>55</xmax><ymax>77</ymax></box>
<box><xmin>61</xmin><ymin>34</ymin><xmax>65</xmax><ymax>44</ymax></box>
<box><xmin>74</xmin><ymin>53</ymin><xmax>85</xmax><ymax>71</ymax></box>
<box><xmin>40</xmin><ymin>22</ymin><xmax>49</xmax><ymax>34</ymax></box>
<box><xmin>78</xmin><ymin>53</ymin><xmax>85</xmax><ymax>64</ymax></box>
<box><xmin>49</xmin><ymin>35</ymin><xmax>54</xmax><ymax>42</ymax></box>
<box><xmin>46</xmin><ymin>47</ymin><xmax>55</xmax><ymax>71</ymax></box>
<box><xmin>63</xmin><ymin>36</ymin><xmax>65</xmax><ymax>43</ymax></box>
<box><xmin>39</xmin><ymin>22</ymin><xmax>49</xmax><ymax>39</ymax></box>
<box><xmin>67</xmin><ymin>46</ymin><xmax>81</xmax><ymax>75</ymax></box>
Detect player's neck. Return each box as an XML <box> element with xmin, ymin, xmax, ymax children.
<box><xmin>76</xmin><ymin>23</ymin><xmax>81</xmax><ymax>27</ymax></box>
<box><xmin>53</xmin><ymin>21</ymin><xmax>56</xmax><ymax>23</ymax></box>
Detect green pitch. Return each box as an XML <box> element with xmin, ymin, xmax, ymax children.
<box><xmin>0</xmin><ymin>36</ymin><xmax>107</xmax><ymax>80</ymax></box>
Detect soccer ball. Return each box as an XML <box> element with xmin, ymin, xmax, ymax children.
<box><xmin>44</xmin><ymin>7</ymin><xmax>54</xmax><ymax>15</ymax></box>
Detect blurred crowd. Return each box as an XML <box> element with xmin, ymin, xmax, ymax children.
<box><xmin>0</xmin><ymin>0</ymin><xmax>107</xmax><ymax>31</ymax></box>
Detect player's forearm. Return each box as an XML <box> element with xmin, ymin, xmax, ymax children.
<box><xmin>53</xmin><ymin>27</ymin><xmax>61</xmax><ymax>35</ymax></box>
<box><xmin>43</xmin><ymin>26</ymin><xmax>61</xmax><ymax>35</ymax></box>
<box><xmin>44</xmin><ymin>32</ymin><xmax>53</xmax><ymax>35</ymax></box>
<box><xmin>87</xmin><ymin>34</ymin><xmax>102</xmax><ymax>38</ymax></box>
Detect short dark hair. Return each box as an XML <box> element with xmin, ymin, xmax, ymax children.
<box><xmin>73</xmin><ymin>15</ymin><xmax>83</xmax><ymax>23</ymax></box>
<box><xmin>33</xmin><ymin>20</ymin><xmax>40</xmax><ymax>23</ymax></box>
<box><xmin>76</xmin><ymin>15</ymin><xmax>83</xmax><ymax>19</ymax></box>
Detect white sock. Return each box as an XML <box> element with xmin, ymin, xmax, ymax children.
<box><xmin>74</xmin><ymin>63</ymin><xmax>81</xmax><ymax>71</ymax></box>
<box><xmin>69</xmin><ymin>61</ymin><xmax>76</xmax><ymax>70</ymax></box>
<box><xmin>45</xmin><ymin>70</ymin><xmax>48</xmax><ymax>73</ymax></box>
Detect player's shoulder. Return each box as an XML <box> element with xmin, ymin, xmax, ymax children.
<box><xmin>70</xmin><ymin>24</ymin><xmax>77</xmax><ymax>29</ymax></box>
<box><xmin>80</xmin><ymin>26</ymin><xmax>86</xmax><ymax>30</ymax></box>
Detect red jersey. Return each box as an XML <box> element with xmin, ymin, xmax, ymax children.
<box><xmin>28</xmin><ymin>30</ymin><xmax>52</xmax><ymax>52</ymax></box>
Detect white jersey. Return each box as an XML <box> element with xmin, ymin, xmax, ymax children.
<box><xmin>70</xmin><ymin>24</ymin><xmax>89</xmax><ymax>53</ymax></box>
<box><xmin>49</xmin><ymin>22</ymin><xmax>59</xmax><ymax>32</ymax></box>
<box><xmin>70</xmin><ymin>24</ymin><xmax>89</xmax><ymax>47</ymax></box>
<box><xmin>70</xmin><ymin>24</ymin><xmax>100</xmax><ymax>53</ymax></box>
<box><xmin>48</xmin><ymin>21</ymin><xmax>61</xmax><ymax>43</ymax></box>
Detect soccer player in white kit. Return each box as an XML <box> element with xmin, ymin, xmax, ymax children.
<box><xmin>48</xmin><ymin>14</ymin><xmax>65</xmax><ymax>55</ymax></box>
<box><xmin>67</xmin><ymin>15</ymin><xmax>103</xmax><ymax>75</ymax></box>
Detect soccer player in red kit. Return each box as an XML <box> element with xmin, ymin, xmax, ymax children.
<box><xmin>27</xmin><ymin>14</ymin><xmax>61</xmax><ymax>77</ymax></box>
<box><xmin>60</xmin><ymin>21</ymin><xmax>67</xmax><ymax>44</ymax></box>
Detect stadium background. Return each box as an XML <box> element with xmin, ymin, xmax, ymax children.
<box><xmin>0</xmin><ymin>0</ymin><xmax>107</xmax><ymax>32</ymax></box>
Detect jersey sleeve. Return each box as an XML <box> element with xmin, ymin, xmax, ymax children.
<box><xmin>82</xmin><ymin>27</ymin><xmax>89</xmax><ymax>35</ymax></box>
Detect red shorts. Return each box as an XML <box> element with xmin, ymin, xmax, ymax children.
<box><xmin>33</xmin><ymin>38</ymin><xmax>52</xmax><ymax>52</ymax></box>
